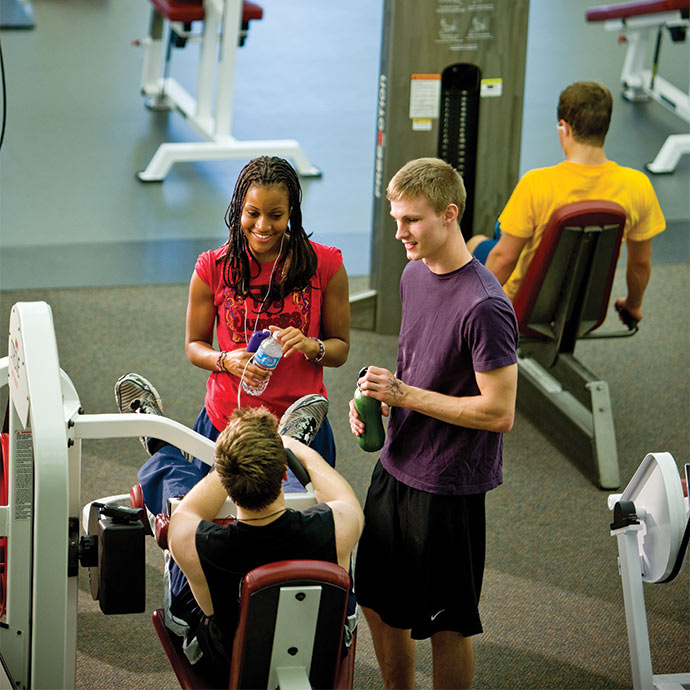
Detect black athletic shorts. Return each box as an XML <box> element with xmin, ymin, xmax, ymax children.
<box><xmin>354</xmin><ymin>460</ymin><xmax>486</xmax><ymax>639</ymax></box>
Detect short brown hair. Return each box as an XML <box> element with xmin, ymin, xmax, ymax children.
<box><xmin>557</xmin><ymin>81</ymin><xmax>612</xmax><ymax>146</ymax></box>
<box><xmin>214</xmin><ymin>407</ymin><xmax>287</xmax><ymax>511</ymax></box>
<box><xmin>387</xmin><ymin>157</ymin><xmax>466</xmax><ymax>219</ymax></box>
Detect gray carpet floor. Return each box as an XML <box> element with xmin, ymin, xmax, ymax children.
<box><xmin>0</xmin><ymin>260</ymin><xmax>688</xmax><ymax>689</ymax></box>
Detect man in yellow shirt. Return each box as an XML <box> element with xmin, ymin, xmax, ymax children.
<box><xmin>468</xmin><ymin>81</ymin><xmax>665</xmax><ymax>323</ymax></box>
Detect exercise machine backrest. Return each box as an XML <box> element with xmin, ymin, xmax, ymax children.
<box><xmin>513</xmin><ymin>200</ymin><xmax>627</xmax><ymax>367</ymax></box>
<box><xmin>152</xmin><ymin>560</ymin><xmax>354</xmax><ymax>690</ymax></box>
<box><xmin>231</xmin><ymin>560</ymin><xmax>350</xmax><ymax>689</ymax></box>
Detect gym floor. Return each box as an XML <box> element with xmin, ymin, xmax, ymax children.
<box><xmin>0</xmin><ymin>0</ymin><xmax>688</xmax><ymax>290</ymax></box>
<box><xmin>0</xmin><ymin>1</ymin><xmax>688</xmax><ymax>689</ymax></box>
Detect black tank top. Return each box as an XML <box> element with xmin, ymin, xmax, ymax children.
<box><xmin>194</xmin><ymin>504</ymin><xmax>337</xmax><ymax>671</ymax></box>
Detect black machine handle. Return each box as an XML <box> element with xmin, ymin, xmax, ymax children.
<box><xmin>286</xmin><ymin>448</ymin><xmax>311</xmax><ymax>488</ymax></box>
<box><xmin>92</xmin><ymin>501</ymin><xmax>152</xmax><ymax>536</ymax></box>
<box><xmin>615</xmin><ymin>304</ymin><xmax>639</xmax><ymax>331</ymax></box>
<box><xmin>581</xmin><ymin>305</ymin><xmax>639</xmax><ymax>340</ymax></box>
<box><xmin>93</xmin><ymin>501</ymin><xmax>146</xmax><ymax>524</ymax></box>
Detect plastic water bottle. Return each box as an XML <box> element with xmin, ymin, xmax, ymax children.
<box><xmin>242</xmin><ymin>331</ymin><xmax>283</xmax><ymax>396</ymax></box>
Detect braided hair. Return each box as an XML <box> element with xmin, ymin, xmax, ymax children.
<box><xmin>221</xmin><ymin>156</ymin><xmax>318</xmax><ymax>304</ymax></box>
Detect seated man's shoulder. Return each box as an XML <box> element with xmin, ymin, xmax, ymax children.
<box><xmin>302</xmin><ymin>501</ymin><xmax>334</xmax><ymax>517</ymax></box>
<box><xmin>305</xmin><ymin>501</ymin><xmax>361</xmax><ymax>531</ymax></box>
<box><xmin>612</xmin><ymin>163</ymin><xmax>653</xmax><ymax>185</ymax></box>
<box><xmin>522</xmin><ymin>163</ymin><xmax>563</xmax><ymax>182</ymax></box>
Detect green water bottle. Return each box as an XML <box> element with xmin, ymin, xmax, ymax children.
<box><xmin>353</xmin><ymin>367</ymin><xmax>386</xmax><ymax>452</ymax></box>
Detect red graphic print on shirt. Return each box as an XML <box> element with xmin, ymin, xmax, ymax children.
<box><xmin>223</xmin><ymin>284</ymin><xmax>313</xmax><ymax>345</ymax></box>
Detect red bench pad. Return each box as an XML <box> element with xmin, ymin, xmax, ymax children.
<box><xmin>150</xmin><ymin>0</ymin><xmax>263</xmax><ymax>24</ymax></box>
<box><xmin>587</xmin><ymin>0</ymin><xmax>690</xmax><ymax>23</ymax></box>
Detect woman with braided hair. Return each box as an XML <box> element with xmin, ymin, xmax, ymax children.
<box><xmin>116</xmin><ymin>156</ymin><xmax>350</xmax><ymax>520</ymax></box>
<box><xmin>183</xmin><ymin>155</ymin><xmax>351</xmax><ymax>464</ymax></box>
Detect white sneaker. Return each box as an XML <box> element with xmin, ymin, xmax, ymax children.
<box><xmin>278</xmin><ymin>394</ymin><xmax>328</xmax><ymax>446</ymax></box>
<box><xmin>114</xmin><ymin>373</ymin><xmax>163</xmax><ymax>454</ymax></box>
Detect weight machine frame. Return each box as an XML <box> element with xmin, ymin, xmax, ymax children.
<box><xmin>136</xmin><ymin>0</ymin><xmax>321</xmax><ymax>181</ymax></box>
<box><xmin>608</xmin><ymin>452</ymin><xmax>690</xmax><ymax>690</ymax></box>
<box><xmin>0</xmin><ymin>301</ymin><xmax>314</xmax><ymax>688</ymax></box>
<box><xmin>586</xmin><ymin>1</ymin><xmax>690</xmax><ymax>174</ymax></box>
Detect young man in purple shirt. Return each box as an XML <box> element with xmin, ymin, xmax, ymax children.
<box><xmin>349</xmin><ymin>157</ymin><xmax>518</xmax><ymax>689</ymax></box>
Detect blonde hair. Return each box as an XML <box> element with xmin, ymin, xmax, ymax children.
<box><xmin>214</xmin><ymin>407</ymin><xmax>287</xmax><ymax>511</ymax></box>
<box><xmin>387</xmin><ymin>157</ymin><xmax>466</xmax><ymax>219</ymax></box>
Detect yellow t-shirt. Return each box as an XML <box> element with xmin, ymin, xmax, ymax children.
<box><xmin>498</xmin><ymin>160</ymin><xmax>666</xmax><ymax>302</ymax></box>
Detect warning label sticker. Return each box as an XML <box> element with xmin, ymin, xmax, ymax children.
<box><xmin>15</xmin><ymin>431</ymin><xmax>33</xmax><ymax>521</ymax></box>
<box><xmin>409</xmin><ymin>74</ymin><xmax>441</xmax><ymax>120</ymax></box>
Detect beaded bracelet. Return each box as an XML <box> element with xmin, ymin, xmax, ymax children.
<box><xmin>305</xmin><ymin>337</ymin><xmax>325</xmax><ymax>363</ymax></box>
<box><xmin>216</xmin><ymin>351</ymin><xmax>228</xmax><ymax>373</ymax></box>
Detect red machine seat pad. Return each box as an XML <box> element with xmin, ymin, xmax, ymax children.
<box><xmin>586</xmin><ymin>0</ymin><xmax>690</xmax><ymax>23</ymax></box>
<box><xmin>150</xmin><ymin>0</ymin><xmax>263</xmax><ymax>24</ymax></box>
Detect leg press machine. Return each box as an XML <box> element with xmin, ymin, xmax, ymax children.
<box><xmin>0</xmin><ymin>301</ymin><xmax>353</xmax><ymax>689</ymax></box>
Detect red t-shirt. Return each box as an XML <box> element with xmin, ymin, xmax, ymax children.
<box><xmin>195</xmin><ymin>241</ymin><xmax>343</xmax><ymax>430</ymax></box>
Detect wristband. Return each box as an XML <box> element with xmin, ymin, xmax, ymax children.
<box><xmin>305</xmin><ymin>337</ymin><xmax>325</xmax><ymax>363</ymax></box>
<box><xmin>216</xmin><ymin>351</ymin><xmax>227</xmax><ymax>373</ymax></box>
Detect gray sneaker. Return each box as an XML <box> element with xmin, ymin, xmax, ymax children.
<box><xmin>114</xmin><ymin>373</ymin><xmax>163</xmax><ymax>454</ymax></box>
<box><xmin>278</xmin><ymin>394</ymin><xmax>328</xmax><ymax>446</ymax></box>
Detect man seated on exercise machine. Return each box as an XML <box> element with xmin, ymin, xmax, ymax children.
<box><xmin>467</xmin><ymin>81</ymin><xmax>666</xmax><ymax>324</ymax></box>
<box><xmin>168</xmin><ymin>406</ymin><xmax>363</xmax><ymax>682</ymax></box>
<box><xmin>119</xmin><ymin>383</ymin><xmax>363</xmax><ymax>685</ymax></box>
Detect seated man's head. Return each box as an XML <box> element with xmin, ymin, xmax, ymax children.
<box><xmin>214</xmin><ymin>407</ymin><xmax>287</xmax><ymax>511</ymax></box>
<box><xmin>387</xmin><ymin>157</ymin><xmax>467</xmax><ymax>221</ymax></box>
<box><xmin>557</xmin><ymin>81</ymin><xmax>612</xmax><ymax>147</ymax></box>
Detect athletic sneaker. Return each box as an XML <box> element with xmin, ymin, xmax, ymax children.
<box><xmin>114</xmin><ymin>373</ymin><xmax>163</xmax><ymax>454</ymax></box>
<box><xmin>278</xmin><ymin>394</ymin><xmax>328</xmax><ymax>446</ymax></box>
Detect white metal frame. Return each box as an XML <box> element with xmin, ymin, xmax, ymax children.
<box><xmin>598</xmin><ymin>9</ymin><xmax>690</xmax><ymax>174</ymax></box>
<box><xmin>608</xmin><ymin>452</ymin><xmax>690</xmax><ymax>690</ymax></box>
<box><xmin>269</xmin><ymin>585</ymin><xmax>321</xmax><ymax>689</ymax></box>
<box><xmin>137</xmin><ymin>0</ymin><xmax>321</xmax><ymax>181</ymax></box>
<box><xmin>2</xmin><ymin>302</ymin><xmax>77</xmax><ymax>688</ymax></box>
<box><xmin>1</xmin><ymin>301</ymin><xmax>314</xmax><ymax>688</ymax></box>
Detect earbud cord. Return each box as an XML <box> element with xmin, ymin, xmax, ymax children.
<box><xmin>243</xmin><ymin>232</ymin><xmax>286</xmax><ymax>344</ymax></box>
<box><xmin>238</xmin><ymin>233</ymin><xmax>287</xmax><ymax>408</ymax></box>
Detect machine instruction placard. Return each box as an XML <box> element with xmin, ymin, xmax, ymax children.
<box><xmin>410</xmin><ymin>74</ymin><xmax>441</xmax><ymax>130</ymax></box>
<box><xmin>435</xmin><ymin>0</ymin><xmax>495</xmax><ymax>51</ymax></box>
<box><xmin>409</xmin><ymin>74</ymin><xmax>442</xmax><ymax>121</ymax></box>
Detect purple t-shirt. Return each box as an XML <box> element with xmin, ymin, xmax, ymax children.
<box><xmin>380</xmin><ymin>258</ymin><xmax>518</xmax><ymax>495</ymax></box>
